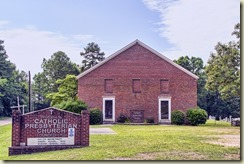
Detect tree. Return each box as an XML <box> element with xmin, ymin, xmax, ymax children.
<box><xmin>47</xmin><ymin>75</ymin><xmax>87</xmax><ymax>114</ymax></box>
<box><xmin>32</xmin><ymin>51</ymin><xmax>80</xmax><ymax>110</ymax></box>
<box><xmin>206</xmin><ymin>23</ymin><xmax>240</xmax><ymax>99</ymax></box>
<box><xmin>174</xmin><ymin>56</ymin><xmax>204</xmax><ymax>75</ymax></box>
<box><xmin>0</xmin><ymin>40</ymin><xmax>8</xmax><ymax>98</ymax></box>
<box><xmin>41</xmin><ymin>51</ymin><xmax>80</xmax><ymax>93</ymax></box>
<box><xmin>80</xmin><ymin>42</ymin><xmax>105</xmax><ymax>71</ymax></box>
<box><xmin>0</xmin><ymin>40</ymin><xmax>16</xmax><ymax>80</ymax></box>
<box><xmin>46</xmin><ymin>75</ymin><xmax>78</xmax><ymax>106</ymax></box>
<box><xmin>174</xmin><ymin>56</ymin><xmax>207</xmax><ymax>110</ymax></box>
<box><xmin>0</xmin><ymin>40</ymin><xmax>28</xmax><ymax>116</ymax></box>
<box><xmin>205</xmin><ymin>23</ymin><xmax>240</xmax><ymax>118</ymax></box>
<box><xmin>0</xmin><ymin>78</ymin><xmax>7</xmax><ymax>97</ymax></box>
<box><xmin>32</xmin><ymin>72</ymin><xmax>50</xmax><ymax>110</ymax></box>
<box><xmin>205</xmin><ymin>92</ymin><xmax>240</xmax><ymax>118</ymax></box>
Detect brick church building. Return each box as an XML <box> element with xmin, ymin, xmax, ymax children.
<box><xmin>77</xmin><ymin>40</ymin><xmax>198</xmax><ymax>124</ymax></box>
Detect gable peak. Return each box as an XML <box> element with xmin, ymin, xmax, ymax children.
<box><xmin>76</xmin><ymin>40</ymin><xmax>199</xmax><ymax>79</ymax></box>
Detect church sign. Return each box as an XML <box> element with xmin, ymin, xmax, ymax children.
<box><xmin>9</xmin><ymin>107</ymin><xmax>90</xmax><ymax>156</ymax></box>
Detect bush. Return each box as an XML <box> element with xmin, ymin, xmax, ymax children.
<box><xmin>215</xmin><ymin>116</ymin><xmax>220</xmax><ymax>121</ymax></box>
<box><xmin>125</xmin><ymin>118</ymin><xmax>131</xmax><ymax>123</ymax></box>
<box><xmin>54</xmin><ymin>99</ymin><xmax>87</xmax><ymax>114</ymax></box>
<box><xmin>117</xmin><ymin>113</ymin><xmax>128</xmax><ymax>123</ymax></box>
<box><xmin>186</xmin><ymin>108</ymin><xmax>208</xmax><ymax>126</ymax></box>
<box><xmin>171</xmin><ymin>110</ymin><xmax>185</xmax><ymax>125</ymax></box>
<box><xmin>145</xmin><ymin>117</ymin><xmax>155</xmax><ymax>123</ymax></box>
<box><xmin>184</xmin><ymin>116</ymin><xmax>190</xmax><ymax>125</ymax></box>
<box><xmin>89</xmin><ymin>108</ymin><xmax>102</xmax><ymax>125</ymax></box>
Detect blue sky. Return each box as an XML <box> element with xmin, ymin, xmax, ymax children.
<box><xmin>0</xmin><ymin>0</ymin><xmax>240</xmax><ymax>75</ymax></box>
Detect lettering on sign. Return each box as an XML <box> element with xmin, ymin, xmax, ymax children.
<box><xmin>24</xmin><ymin>115</ymin><xmax>78</xmax><ymax>137</ymax></box>
<box><xmin>27</xmin><ymin>137</ymin><xmax>74</xmax><ymax>145</ymax></box>
<box><xmin>130</xmin><ymin>110</ymin><xmax>144</xmax><ymax>123</ymax></box>
<box><xmin>27</xmin><ymin>128</ymin><xmax>75</xmax><ymax>146</ymax></box>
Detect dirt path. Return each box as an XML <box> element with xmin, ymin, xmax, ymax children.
<box><xmin>206</xmin><ymin>134</ymin><xmax>240</xmax><ymax>147</ymax></box>
<box><xmin>90</xmin><ymin>128</ymin><xmax>116</xmax><ymax>134</ymax></box>
<box><xmin>0</xmin><ymin>117</ymin><xmax>12</xmax><ymax>126</ymax></box>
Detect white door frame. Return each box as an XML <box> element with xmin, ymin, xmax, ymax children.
<box><xmin>103</xmin><ymin>97</ymin><xmax>115</xmax><ymax>122</ymax></box>
<box><xmin>158</xmin><ymin>98</ymin><xmax>171</xmax><ymax>123</ymax></box>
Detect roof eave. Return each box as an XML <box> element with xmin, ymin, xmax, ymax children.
<box><xmin>136</xmin><ymin>40</ymin><xmax>199</xmax><ymax>80</ymax></box>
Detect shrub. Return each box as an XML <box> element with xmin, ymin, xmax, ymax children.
<box><xmin>186</xmin><ymin>108</ymin><xmax>208</xmax><ymax>126</ymax></box>
<box><xmin>117</xmin><ymin>113</ymin><xmax>128</xmax><ymax>123</ymax></box>
<box><xmin>184</xmin><ymin>116</ymin><xmax>190</xmax><ymax>125</ymax></box>
<box><xmin>125</xmin><ymin>118</ymin><xmax>131</xmax><ymax>123</ymax></box>
<box><xmin>145</xmin><ymin>117</ymin><xmax>155</xmax><ymax>123</ymax></box>
<box><xmin>54</xmin><ymin>99</ymin><xmax>87</xmax><ymax>114</ymax></box>
<box><xmin>171</xmin><ymin>110</ymin><xmax>185</xmax><ymax>125</ymax></box>
<box><xmin>89</xmin><ymin>108</ymin><xmax>102</xmax><ymax>125</ymax></box>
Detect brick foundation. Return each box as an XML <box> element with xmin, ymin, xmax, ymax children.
<box><xmin>9</xmin><ymin>145</ymin><xmax>83</xmax><ymax>156</ymax></box>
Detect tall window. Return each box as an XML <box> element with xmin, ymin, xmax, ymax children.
<box><xmin>105</xmin><ymin>100</ymin><xmax>113</xmax><ymax>119</ymax></box>
<box><xmin>160</xmin><ymin>79</ymin><xmax>169</xmax><ymax>93</ymax></box>
<box><xmin>104</xmin><ymin>79</ymin><xmax>113</xmax><ymax>93</ymax></box>
<box><xmin>132</xmin><ymin>79</ymin><xmax>141</xmax><ymax>93</ymax></box>
<box><xmin>158</xmin><ymin>98</ymin><xmax>171</xmax><ymax>122</ymax></box>
<box><xmin>160</xmin><ymin>101</ymin><xmax>169</xmax><ymax>119</ymax></box>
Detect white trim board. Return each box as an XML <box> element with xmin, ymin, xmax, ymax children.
<box><xmin>76</xmin><ymin>39</ymin><xmax>199</xmax><ymax>80</ymax></box>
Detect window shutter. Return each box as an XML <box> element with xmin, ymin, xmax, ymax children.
<box><xmin>105</xmin><ymin>79</ymin><xmax>113</xmax><ymax>93</ymax></box>
<box><xmin>160</xmin><ymin>79</ymin><xmax>169</xmax><ymax>93</ymax></box>
<box><xmin>132</xmin><ymin>79</ymin><xmax>141</xmax><ymax>93</ymax></box>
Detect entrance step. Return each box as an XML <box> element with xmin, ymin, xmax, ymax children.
<box><xmin>159</xmin><ymin>122</ymin><xmax>172</xmax><ymax>125</ymax></box>
<box><xmin>103</xmin><ymin>121</ymin><xmax>115</xmax><ymax>124</ymax></box>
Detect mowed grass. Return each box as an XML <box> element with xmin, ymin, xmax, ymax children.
<box><xmin>0</xmin><ymin>120</ymin><xmax>240</xmax><ymax>160</ymax></box>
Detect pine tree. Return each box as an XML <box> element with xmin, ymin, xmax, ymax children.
<box><xmin>80</xmin><ymin>42</ymin><xmax>105</xmax><ymax>71</ymax></box>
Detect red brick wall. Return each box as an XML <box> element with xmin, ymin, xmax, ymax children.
<box><xmin>78</xmin><ymin>43</ymin><xmax>197</xmax><ymax>123</ymax></box>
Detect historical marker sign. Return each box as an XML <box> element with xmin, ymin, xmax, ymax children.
<box><xmin>9</xmin><ymin>107</ymin><xmax>90</xmax><ymax>156</ymax></box>
<box><xmin>130</xmin><ymin>110</ymin><xmax>144</xmax><ymax>123</ymax></box>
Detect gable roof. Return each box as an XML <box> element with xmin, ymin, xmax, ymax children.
<box><xmin>76</xmin><ymin>39</ymin><xmax>199</xmax><ymax>80</ymax></box>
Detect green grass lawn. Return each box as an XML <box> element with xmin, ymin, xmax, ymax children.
<box><xmin>0</xmin><ymin>120</ymin><xmax>240</xmax><ymax>160</ymax></box>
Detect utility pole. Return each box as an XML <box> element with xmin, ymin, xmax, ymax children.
<box><xmin>28</xmin><ymin>71</ymin><xmax>32</xmax><ymax>112</ymax></box>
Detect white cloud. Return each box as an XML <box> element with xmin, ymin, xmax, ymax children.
<box><xmin>0</xmin><ymin>20</ymin><xmax>9</xmax><ymax>28</ymax></box>
<box><xmin>143</xmin><ymin>0</ymin><xmax>239</xmax><ymax>63</ymax></box>
<box><xmin>72</xmin><ymin>34</ymin><xmax>94</xmax><ymax>42</ymax></box>
<box><xmin>0</xmin><ymin>25</ymin><xmax>102</xmax><ymax>75</ymax></box>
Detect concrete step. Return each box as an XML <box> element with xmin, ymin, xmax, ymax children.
<box><xmin>103</xmin><ymin>121</ymin><xmax>115</xmax><ymax>124</ymax></box>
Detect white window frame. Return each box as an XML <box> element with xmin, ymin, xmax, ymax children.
<box><xmin>158</xmin><ymin>98</ymin><xmax>171</xmax><ymax>123</ymax></box>
<box><xmin>103</xmin><ymin>97</ymin><xmax>115</xmax><ymax>122</ymax></box>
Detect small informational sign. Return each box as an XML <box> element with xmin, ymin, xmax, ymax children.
<box><xmin>27</xmin><ymin>126</ymin><xmax>75</xmax><ymax>146</ymax></box>
<box><xmin>68</xmin><ymin>128</ymin><xmax>75</xmax><ymax>137</ymax></box>
<box><xmin>130</xmin><ymin>110</ymin><xmax>144</xmax><ymax>123</ymax></box>
<box><xmin>27</xmin><ymin>137</ymin><xmax>74</xmax><ymax>146</ymax></box>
